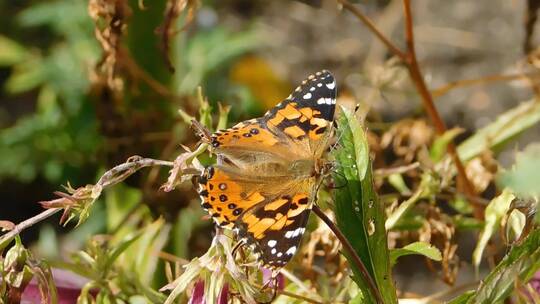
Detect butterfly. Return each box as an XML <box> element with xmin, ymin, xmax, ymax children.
<box><xmin>195</xmin><ymin>70</ymin><xmax>336</xmax><ymax>269</ymax></box>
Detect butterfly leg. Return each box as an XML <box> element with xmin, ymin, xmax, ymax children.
<box><xmin>232</xmin><ymin>238</ymin><xmax>245</xmax><ymax>258</ymax></box>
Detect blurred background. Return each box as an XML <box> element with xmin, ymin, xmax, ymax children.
<box><xmin>1</xmin><ymin>0</ymin><xmax>540</xmax><ymax>299</ymax></box>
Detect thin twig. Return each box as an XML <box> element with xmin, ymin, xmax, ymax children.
<box><xmin>0</xmin><ymin>208</ymin><xmax>62</xmax><ymax>248</ymax></box>
<box><xmin>432</xmin><ymin>71</ymin><xmax>540</xmax><ymax>98</ymax></box>
<box><xmin>1</xmin><ymin>157</ymin><xmax>176</xmax><ymax>247</ymax></box>
<box><xmin>96</xmin><ymin>157</ymin><xmax>174</xmax><ymax>187</ymax></box>
<box><xmin>374</xmin><ymin>162</ymin><xmax>419</xmax><ymax>177</ymax></box>
<box><xmin>336</xmin><ymin>0</ymin><xmax>482</xmax><ymax>218</ymax></box>
<box><xmin>279</xmin><ymin>268</ymin><xmax>314</xmax><ymax>295</ymax></box>
<box><xmin>279</xmin><ymin>289</ymin><xmax>326</xmax><ymax>304</ymax></box>
<box><xmin>254</xmin><ymin>283</ymin><xmax>326</xmax><ymax>304</ymax></box>
<box><xmin>312</xmin><ymin>205</ymin><xmax>383</xmax><ymax>304</ymax></box>
<box><xmin>336</xmin><ymin>0</ymin><xmax>407</xmax><ymax>61</ymax></box>
<box><xmin>401</xmin><ymin>0</ymin><xmax>482</xmax><ymax>219</ymax></box>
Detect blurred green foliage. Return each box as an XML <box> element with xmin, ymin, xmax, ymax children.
<box><xmin>0</xmin><ymin>0</ymin><xmax>100</xmax><ymax>183</ymax></box>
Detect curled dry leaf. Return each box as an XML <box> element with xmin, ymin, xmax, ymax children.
<box><xmin>156</xmin><ymin>0</ymin><xmax>199</xmax><ymax>73</ymax></box>
<box><xmin>161</xmin><ymin>145</ymin><xmax>203</xmax><ymax>192</ymax></box>
<box><xmin>381</xmin><ymin>119</ymin><xmax>434</xmax><ymax>164</ymax></box>
<box><xmin>88</xmin><ymin>0</ymin><xmax>131</xmax><ymax>93</ymax></box>
<box><xmin>465</xmin><ymin>151</ymin><xmax>498</xmax><ymax>194</ymax></box>
<box><xmin>301</xmin><ymin>213</ymin><xmax>343</xmax><ymax>282</ymax></box>
<box><xmin>419</xmin><ymin>206</ymin><xmax>458</xmax><ymax>285</ymax></box>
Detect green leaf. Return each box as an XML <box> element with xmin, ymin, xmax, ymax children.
<box><xmin>447</xmin><ymin>291</ymin><xmax>475</xmax><ymax>304</ymax></box>
<box><xmin>472</xmin><ymin>189</ymin><xmax>515</xmax><ymax>270</ymax></box>
<box><xmin>102</xmin><ymin>232</ymin><xmax>143</xmax><ymax>274</ymax></box>
<box><xmin>385</xmin><ymin>172</ymin><xmax>437</xmax><ymax>230</ymax></box>
<box><xmin>459</xmin><ymin>228</ymin><xmax>540</xmax><ymax>303</ymax></box>
<box><xmin>498</xmin><ymin>143</ymin><xmax>540</xmax><ymax>197</ymax></box>
<box><xmin>178</xmin><ymin>28</ymin><xmax>261</xmax><ymax>94</ymax></box>
<box><xmin>387</xmin><ymin>173</ymin><xmax>411</xmax><ymax>195</ymax></box>
<box><xmin>4</xmin><ymin>56</ymin><xmax>46</xmax><ymax>93</ymax></box>
<box><xmin>0</xmin><ymin>35</ymin><xmax>27</xmax><ymax>66</ymax></box>
<box><xmin>458</xmin><ymin>99</ymin><xmax>540</xmax><ymax>161</ymax></box>
<box><xmin>430</xmin><ymin>128</ymin><xmax>463</xmax><ymax>162</ymax></box>
<box><xmin>332</xmin><ymin>107</ymin><xmax>397</xmax><ymax>304</ymax></box>
<box><xmin>389</xmin><ymin>241</ymin><xmax>442</xmax><ymax>266</ymax></box>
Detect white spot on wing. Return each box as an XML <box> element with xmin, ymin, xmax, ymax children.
<box><xmin>286</xmin><ymin>246</ymin><xmax>297</xmax><ymax>255</ymax></box>
<box><xmin>277</xmin><ymin>252</ymin><xmax>283</xmax><ymax>257</ymax></box>
<box><xmin>317</xmin><ymin>98</ymin><xmax>334</xmax><ymax>105</ymax></box>
<box><xmin>326</xmin><ymin>81</ymin><xmax>336</xmax><ymax>89</ymax></box>
<box><xmin>292</xmin><ymin>227</ymin><xmax>305</xmax><ymax>238</ymax></box>
<box><xmin>285</xmin><ymin>230</ymin><xmax>295</xmax><ymax>238</ymax></box>
<box><xmin>268</xmin><ymin>240</ymin><xmax>277</xmax><ymax>247</ymax></box>
<box><xmin>317</xmin><ymin>83</ymin><xmax>322</xmax><ymax>87</ymax></box>
<box><xmin>310</xmin><ymin>87</ymin><xmax>315</xmax><ymax>92</ymax></box>
<box><xmin>303</xmin><ymin>93</ymin><xmax>312</xmax><ymax>99</ymax></box>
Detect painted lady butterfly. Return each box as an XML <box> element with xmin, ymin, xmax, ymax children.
<box><xmin>195</xmin><ymin>70</ymin><xmax>336</xmax><ymax>269</ymax></box>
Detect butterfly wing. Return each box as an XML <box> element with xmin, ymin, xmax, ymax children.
<box><xmin>196</xmin><ymin>70</ymin><xmax>337</xmax><ymax>268</ymax></box>
<box><xmin>263</xmin><ymin>70</ymin><xmax>336</xmax><ymax>156</ymax></box>
<box><xmin>236</xmin><ymin>192</ymin><xmax>313</xmax><ymax>269</ymax></box>
<box><xmin>209</xmin><ymin>70</ymin><xmax>336</xmax><ymax>160</ymax></box>
<box><xmin>197</xmin><ymin>165</ymin><xmax>315</xmax><ymax>268</ymax></box>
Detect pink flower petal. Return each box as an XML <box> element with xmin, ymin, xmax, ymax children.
<box><xmin>217</xmin><ymin>282</ymin><xmax>229</xmax><ymax>304</ymax></box>
<box><xmin>261</xmin><ymin>267</ymin><xmax>285</xmax><ymax>290</ymax></box>
<box><xmin>188</xmin><ymin>280</ymin><xmax>205</xmax><ymax>304</ymax></box>
<box><xmin>21</xmin><ymin>268</ymin><xmax>93</xmax><ymax>304</ymax></box>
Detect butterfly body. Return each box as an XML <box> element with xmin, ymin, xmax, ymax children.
<box><xmin>196</xmin><ymin>70</ymin><xmax>336</xmax><ymax>269</ymax></box>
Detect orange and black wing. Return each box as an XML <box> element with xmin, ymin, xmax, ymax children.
<box><xmin>197</xmin><ymin>165</ymin><xmax>314</xmax><ymax>268</ymax></box>
<box><xmin>196</xmin><ymin>70</ymin><xmax>336</xmax><ymax>268</ymax></box>
<box><xmin>208</xmin><ymin>70</ymin><xmax>336</xmax><ymax>158</ymax></box>
<box><xmin>236</xmin><ymin>192</ymin><xmax>312</xmax><ymax>269</ymax></box>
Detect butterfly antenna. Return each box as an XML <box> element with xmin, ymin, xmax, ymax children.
<box><xmin>329</xmin><ymin>103</ymin><xmax>364</xmax><ymax>154</ymax></box>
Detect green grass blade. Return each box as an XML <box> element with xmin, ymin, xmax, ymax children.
<box><xmin>449</xmin><ymin>228</ymin><xmax>540</xmax><ymax>304</ymax></box>
<box><xmin>458</xmin><ymin>99</ymin><xmax>540</xmax><ymax>161</ymax></box>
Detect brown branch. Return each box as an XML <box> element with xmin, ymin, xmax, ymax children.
<box><xmin>312</xmin><ymin>205</ymin><xmax>383</xmax><ymax>304</ymax></box>
<box><xmin>0</xmin><ymin>208</ymin><xmax>62</xmax><ymax>248</ymax></box>
<box><xmin>336</xmin><ymin>0</ymin><xmax>407</xmax><ymax>60</ymax></box>
<box><xmin>1</xmin><ymin>157</ymin><xmax>176</xmax><ymax>247</ymax></box>
<box><xmin>432</xmin><ymin>71</ymin><xmax>540</xmax><ymax>98</ymax></box>
<box><xmin>401</xmin><ymin>0</ymin><xmax>482</xmax><ymax>219</ymax></box>
<box><xmin>335</xmin><ymin>0</ymin><xmax>483</xmax><ymax>218</ymax></box>
<box><xmin>96</xmin><ymin>156</ymin><xmax>174</xmax><ymax>187</ymax></box>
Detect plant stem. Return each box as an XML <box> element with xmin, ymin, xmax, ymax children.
<box><xmin>1</xmin><ymin>157</ymin><xmax>176</xmax><ymax>248</ymax></box>
<box><xmin>432</xmin><ymin>71</ymin><xmax>540</xmax><ymax>98</ymax></box>
<box><xmin>336</xmin><ymin>0</ymin><xmax>407</xmax><ymax>61</ymax></box>
<box><xmin>335</xmin><ymin>0</ymin><xmax>483</xmax><ymax>218</ymax></box>
<box><xmin>96</xmin><ymin>157</ymin><xmax>174</xmax><ymax>187</ymax></box>
<box><xmin>312</xmin><ymin>205</ymin><xmax>383</xmax><ymax>304</ymax></box>
<box><xmin>0</xmin><ymin>208</ymin><xmax>61</xmax><ymax>248</ymax></box>
<box><xmin>401</xmin><ymin>0</ymin><xmax>482</xmax><ymax>219</ymax></box>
